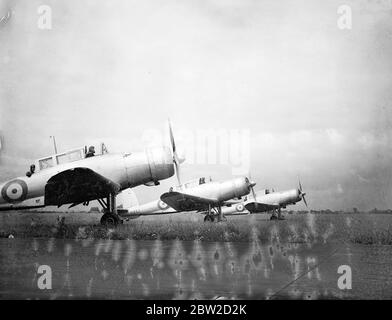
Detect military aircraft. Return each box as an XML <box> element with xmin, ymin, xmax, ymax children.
<box><xmin>162</xmin><ymin>176</ymin><xmax>256</xmax><ymax>222</ymax></box>
<box><xmin>221</xmin><ymin>181</ymin><xmax>308</xmax><ymax>220</ymax></box>
<box><xmin>0</xmin><ymin>131</ymin><xmax>182</xmax><ymax>226</ymax></box>
<box><xmin>123</xmin><ymin>175</ymin><xmax>256</xmax><ymax>222</ymax></box>
<box><xmin>123</xmin><ymin>122</ymin><xmax>256</xmax><ymax>222</ymax></box>
<box><xmin>125</xmin><ymin>177</ymin><xmax>209</xmax><ymax>218</ymax></box>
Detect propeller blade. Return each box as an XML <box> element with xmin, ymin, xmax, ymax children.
<box><xmin>297</xmin><ymin>178</ymin><xmax>307</xmax><ymax>207</ymax></box>
<box><xmin>246</xmin><ymin>173</ymin><xmax>256</xmax><ymax>196</ymax></box>
<box><xmin>174</xmin><ymin>160</ymin><xmax>182</xmax><ymax>187</ymax></box>
<box><xmin>168</xmin><ymin>119</ymin><xmax>182</xmax><ymax>187</ymax></box>
<box><xmin>250</xmin><ymin>183</ymin><xmax>258</xmax><ymax>210</ymax></box>
<box><xmin>246</xmin><ymin>174</ymin><xmax>257</xmax><ymax>205</ymax></box>
<box><xmin>168</xmin><ymin>119</ymin><xmax>176</xmax><ymax>153</ymax></box>
<box><xmin>302</xmin><ymin>194</ymin><xmax>308</xmax><ymax>207</ymax></box>
<box><xmin>251</xmin><ymin>185</ymin><xmax>257</xmax><ymax>200</ymax></box>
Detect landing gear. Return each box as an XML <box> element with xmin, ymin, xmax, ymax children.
<box><xmin>277</xmin><ymin>207</ymin><xmax>285</xmax><ymax>220</ymax></box>
<box><xmin>203</xmin><ymin>204</ymin><xmax>225</xmax><ymax>223</ymax></box>
<box><xmin>100</xmin><ymin>213</ymin><xmax>121</xmax><ymax>227</ymax></box>
<box><xmin>215</xmin><ymin>206</ymin><xmax>227</xmax><ymax>222</ymax></box>
<box><xmin>204</xmin><ymin>204</ymin><xmax>214</xmax><ymax>222</ymax></box>
<box><xmin>98</xmin><ymin>193</ymin><xmax>122</xmax><ymax>227</ymax></box>
<box><xmin>270</xmin><ymin>208</ymin><xmax>285</xmax><ymax>221</ymax></box>
<box><xmin>204</xmin><ymin>215</ymin><xmax>215</xmax><ymax>222</ymax></box>
<box><xmin>216</xmin><ymin>206</ymin><xmax>224</xmax><ymax>222</ymax></box>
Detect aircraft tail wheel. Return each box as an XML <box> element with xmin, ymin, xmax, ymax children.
<box><xmin>100</xmin><ymin>213</ymin><xmax>120</xmax><ymax>227</ymax></box>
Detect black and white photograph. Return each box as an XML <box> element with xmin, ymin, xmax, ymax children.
<box><xmin>1</xmin><ymin>0</ymin><xmax>392</xmax><ymax>308</ymax></box>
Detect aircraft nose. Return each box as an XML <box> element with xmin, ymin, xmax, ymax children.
<box><xmin>245</xmin><ymin>177</ymin><xmax>256</xmax><ymax>189</ymax></box>
<box><xmin>146</xmin><ymin>146</ymin><xmax>175</xmax><ymax>182</ymax></box>
<box><xmin>161</xmin><ymin>146</ymin><xmax>175</xmax><ymax>177</ymax></box>
<box><xmin>297</xmin><ymin>188</ymin><xmax>308</xmax><ymax>207</ymax></box>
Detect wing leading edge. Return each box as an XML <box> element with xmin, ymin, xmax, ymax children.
<box><xmin>160</xmin><ymin>191</ymin><xmax>219</xmax><ymax>212</ymax></box>
<box><xmin>244</xmin><ymin>202</ymin><xmax>279</xmax><ymax>213</ymax></box>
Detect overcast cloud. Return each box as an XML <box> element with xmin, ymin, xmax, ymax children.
<box><xmin>0</xmin><ymin>0</ymin><xmax>391</xmax><ymax>210</ymax></box>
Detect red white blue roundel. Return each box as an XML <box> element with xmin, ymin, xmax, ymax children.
<box><xmin>158</xmin><ymin>200</ymin><xmax>169</xmax><ymax>210</ymax></box>
<box><xmin>1</xmin><ymin>179</ymin><xmax>28</xmax><ymax>203</ymax></box>
<box><xmin>236</xmin><ymin>203</ymin><xmax>245</xmax><ymax>212</ymax></box>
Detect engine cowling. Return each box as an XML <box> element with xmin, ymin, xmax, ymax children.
<box><xmin>124</xmin><ymin>146</ymin><xmax>174</xmax><ymax>188</ymax></box>
<box><xmin>145</xmin><ymin>147</ymin><xmax>174</xmax><ymax>185</ymax></box>
<box><xmin>218</xmin><ymin>177</ymin><xmax>253</xmax><ymax>202</ymax></box>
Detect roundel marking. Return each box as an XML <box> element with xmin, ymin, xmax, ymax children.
<box><xmin>158</xmin><ymin>200</ymin><xmax>169</xmax><ymax>210</ymax></box>
<box><xmin>1</xmin><ymin>179</ymin><xmax>28</xmax><ymax>203</ymax></box>
<box><xmin>236</xmin><ymin>203</ymin><xmax>245</xmax><ymax>212</ymax></box>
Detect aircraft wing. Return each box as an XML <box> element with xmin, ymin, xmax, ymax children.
<box><xmin>244</xmin><ymin>202</ymin><xmax>279</xmax><ymax>213</ymax></box>
<box><xmin>160</xmin><ymin>191</ymin><xmax>219</xmax><ymax>212</ymax></box>
<box><xmin>222</xmin><ymin>199</ymin><xmax>245</xmax><ymax>206</ymax></box>
<box><xmin>45</xmin><ymin>167</ymin><xmax>121</xmax><ymax>207</ymax></box>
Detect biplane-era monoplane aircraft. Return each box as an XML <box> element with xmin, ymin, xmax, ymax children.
<box><xmin>163</xmin><ymin>174</ymin><xmax>257</xmax><ymax>222</ymax></box>
<box><xmin>122</xmin><ymin>123</ymin><xmax>257</xmax><ymax>222</ymax></box>
<box><xmin>221</xmin><ymin>181</ymin><xmax>308</xmax><ymax>220</ymax></box>
<box><xmin>0</xmin><ymin>128</ymin><xmax>182</xmax><ymax>226</ymax></box>
<box><xmin>125</xmin><ymin>175</ymin><xmax>257</xmax><ymax>222</ymax></box>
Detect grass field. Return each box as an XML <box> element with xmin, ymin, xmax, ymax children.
<box><xmin>1</xmin><ymin>211</ymin><xmax>392</xmax><ymax>245</ymax></box>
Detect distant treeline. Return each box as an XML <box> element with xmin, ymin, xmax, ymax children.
<box><xmin>287</xmin><ymin>209</ymin><xmax>392</xmax><ymax>214</ymax></box>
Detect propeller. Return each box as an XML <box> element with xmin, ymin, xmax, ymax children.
<box><xmin>245</xmin><ymin>173</ymin><xmax>258</xmax><ymax>213</ymax></box>
<box><xmin>298</xmin><ymin>178</ymin><xmax>308</xmax><ymax>207</ymax></box>
<box><xmin>168</xmin><ymin>119</ymin><xmax>185</xmax><ymax>188</ymax></box>
<box><xmin>247</xmin><ymin>173</ymin><xmax>257</xmax><ymax>200</ymax></box>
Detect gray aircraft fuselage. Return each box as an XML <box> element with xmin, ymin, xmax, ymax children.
<box><xmin>0</xmin><ymin>147</ymin><xmax>174</xmax><ymax>209</ymax></box>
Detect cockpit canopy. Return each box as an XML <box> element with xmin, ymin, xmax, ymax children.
<box><xmin>264</xmin><ymin>188</ymin><xmax>276</xmax><ymax>194</ymax></box>
<box><xmin>33</xmin><ymin>142</ymin><xmax>109</xmax><ymax>172</ymax></box>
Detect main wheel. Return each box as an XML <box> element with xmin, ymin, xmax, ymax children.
<box><xmin>270</xmin><ymin>214</ymin><xmax>278</xmax><ymax>221</ymax></box>
<box><xmin>204</xmin><ymin>215</ymin><xmax>214</xmax><ymax>222</ymax></box>
<box><xmin>100</xmin><ymin>213</ymin><xmax>121</xmax><ymax>227</ymax></box>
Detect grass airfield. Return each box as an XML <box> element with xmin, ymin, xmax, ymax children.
<box><xmin>1</xmin><ymin>210</ymin><xmax>392</xmax><ymax>245</ymax></box>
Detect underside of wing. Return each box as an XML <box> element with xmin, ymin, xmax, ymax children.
<box><xmin>245</xmin><ymin>202</ymin><xmax>279</xmax><ymax>213</ymax></box>
<box><xmin>160</xmin><ymin>192</ymin><xmax>219</xmax><ymax>212</ymax></box>
<box><xmin>0</xmin><ymin>204</ymin><xmax>45</xmax><ymax>211</ymax></box>
<box><xmin>222</xmin><ymin>199</ymin><xmax>245</xmax><ymax>206</ymax></box>
<box><xmin>45</xmin><ymin>167</ymin><xmax>121</xmax><ymax>207</ymax></box>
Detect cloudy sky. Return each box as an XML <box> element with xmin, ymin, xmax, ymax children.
<box><xmin>0</xmin><ymin>0</ymin><xmax>391</xmax><ymax>210</ymax></box>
